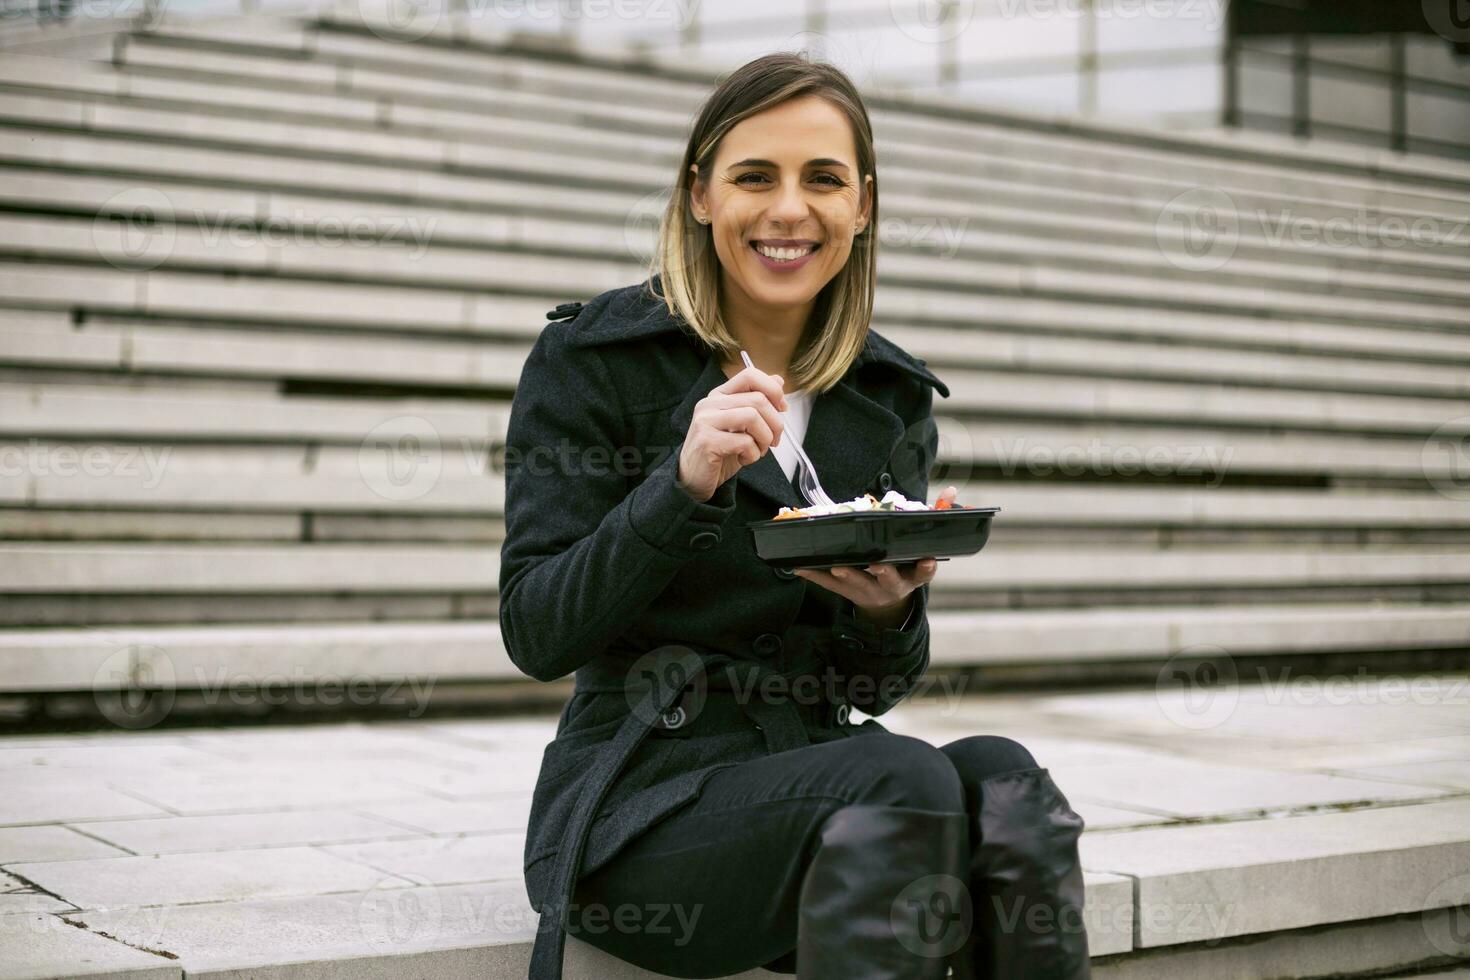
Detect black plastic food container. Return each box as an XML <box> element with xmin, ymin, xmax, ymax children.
<box><xmin>745</xmin><ymin>506</ymin><xmax>1001</xmax><ymax>571</ymax></box>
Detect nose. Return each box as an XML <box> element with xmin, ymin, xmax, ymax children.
<box><xmin>767</xmin><ymin>175</ymin><xmax>811</xmax><ymax>226</ymax></box>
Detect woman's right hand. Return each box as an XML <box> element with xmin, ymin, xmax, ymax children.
<box><xmin>675</xmin><ymin>364</ymin><xmax>789</xmax><ymax>503</ymax></box>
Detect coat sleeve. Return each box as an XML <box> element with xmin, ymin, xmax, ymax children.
<box><xmin>498</xmin><ymin>321</ymin><xmax>737</xmax><ymax>682</ymax></box>
<box><xmin>827</xmin><ymin>380</ymin><xmax>940</xmax><ymax>717</ymax></box>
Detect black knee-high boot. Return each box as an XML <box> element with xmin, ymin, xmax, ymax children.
<box><xmin>796</xmin><ymin>803</ymin><xmax>972</xmax><ymax>979</ymax></box>
<box><xmin>952</xmin><ymin>767</ymin><xmax>1091</xmax><ymax>980</ymax></box>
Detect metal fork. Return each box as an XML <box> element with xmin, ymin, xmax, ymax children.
<box><xmin>739</xmin><ymin>350</ymin><xmax>837</xmax><ymax>508</ymax></box>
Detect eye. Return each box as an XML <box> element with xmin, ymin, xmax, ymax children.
<box><xmin>734</xmin><ymin>172</ymin><xmax>847</xmax><ymax>187</ymax></box>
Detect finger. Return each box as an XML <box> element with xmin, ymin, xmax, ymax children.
<box><xmin>829</xmin><ymin>565</ymin><xmax>888</xmax><ymax>605</ymax></box>
<box><xmin>865</xmin><ymin>563</ymin><xmax>902</xmax><ymax>590</ymax></box>
<box><xmin>707</xmin><ymin>429</ymin><xmax>760</xmax><ymax>466</ymax></box>
<box><xmin>910</xmin><ymin>557</ymin><xmax>939</xmax><ymax>585</ymax></box>
<box><xmin>716</xmin><ymin>366</ymin><xmax>788</xmax><ymax>413</ymax></box>
<box><xmin>798</xmin><ymin>567</ymin><xmax>875</xmax><ymax>605</ymax></box>
<box><xmin>862</xmin><ymin>564</ymin><xmax>916</xmax><ymax>605</ymax></box>
<box><xmin>832</xmin><ymin>565</ymin><xmax>878</xmax><ymax>587</ymax></box>
<box><xmin>793</xmin><ymin>567</ymin><xmax>855</xmax><ymax>599</ymax></box>
<box><xmin>883</xmin><ymin>559</ymin><xmax>936</xmax><ymax>589</ymax></box>
<box><xmin>712</xmin><ymin>405</ymin><xmax>774</xmax><ymax>454</ymax></box>
<box><xmin>711</xmin><ymin>391</ymin><xmax>786</xmax><ymax>446</ymax></box>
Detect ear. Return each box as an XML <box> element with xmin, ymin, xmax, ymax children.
<box><xmin>855</xmin><ymin>173</ymin><xmax>874</xmax><ymax>235</ymax></box>
<box><xmin>688</xmin><ymin>164</ymin><xmax>707</xmax><ymax>224</ymax></box>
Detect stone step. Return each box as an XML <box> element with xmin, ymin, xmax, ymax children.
<box><xmin>2</xmin><ymin>541</ymin><xmax>1467</xmax><ymax>597</ymax></box>
<box><xmin>5</xmin><ymin>435</ymin><xmax>1465</xmax><ymax>527</ymax></box>
<box><xmin>117</xmin><ymin>19</ymin><xmax>1470</xmax><ymax>211</ymax></box>
<box><xmin>5</xmin><ymin>307</ymin><xmax>1470</xmax><ymax>401</ymax></box>
<box><xmin>4</xmin><ymin>167</ymin><xmax>1469</xmax><ymax>320</ymax></box>
<box><xmin>2</xmin><ymin>682</ymin><xmax>1468</xmax><ymax>977</ymax></box>
<box><xmin>10</xmin><ymin>267</ymin><xmax>1470</xmax><ymax>373</ymax></box>
<box><xmin>5</xmin><ymin>156</ymin><xmax>1468</xmax><ymax>297</ymax></box>
<box><xmin>11</xmin><ymin>6</ymin><xmax>1470</xmax><ymax>201</ymax></box>
<box><xmin>3</xmin><ymin>72</ymin><xmax>1467</xmax><ymax>284</ymax></box>
<box><xmin>1</xmin><ymin>382</ymin><xmax>1464</xmax><ymax>483</ymax></box>
<box><xmin>6</xmin><ymin>50</ymin><xmax>1470</xmax><ymax>260</ymax></box>
<box><xmin>3</xmin><ymin>602</ymin><xmax>1468</xmax><ymax>690</ymax></box>
<box><xmin>4</xmin><ymin>314</ymin><xmax>1469</xmax><ymax>437</ymax></box>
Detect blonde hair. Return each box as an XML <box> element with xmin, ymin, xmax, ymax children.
<box><xmin>646</xmin><ymin>51</ymin><xmax>878</xmax><ymax>394</ymax></box>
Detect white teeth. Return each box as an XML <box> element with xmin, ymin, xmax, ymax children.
<box><xmin>755</xmin><ymin>243</ymin><xmax>815</xmax><ymax>262</ymax></box>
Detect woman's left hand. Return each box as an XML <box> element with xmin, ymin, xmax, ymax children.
<box><xmin>794</xmin><ymin>485</ymin><xmax>956</xmax><ymax>630</ymax></box>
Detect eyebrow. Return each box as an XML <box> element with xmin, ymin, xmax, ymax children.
<box><xmin>727</xmin><ymin>158</ymin><xmax>851</xmax><ymax>171</ymax></box>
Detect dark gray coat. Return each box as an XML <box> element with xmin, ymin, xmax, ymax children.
<box><xmin>499</xmin><ymin>275</ymin><xmax>951</xmax><ymax>968</ymax></box>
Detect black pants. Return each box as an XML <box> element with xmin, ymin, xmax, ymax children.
<box><xmin>567</xmin><ymin>731</ymin><xmax>1040</xmax><ymax>976</ymax></box>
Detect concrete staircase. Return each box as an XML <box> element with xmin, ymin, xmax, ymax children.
<box><xmin>2</xmin><ymin>10</ymin><xmax>1468</xmax><ymax>701</ymax></box>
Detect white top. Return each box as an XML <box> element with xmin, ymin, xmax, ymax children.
<box><xmin>769</xmin><ymin>389</ymin><xmax>814</xmax><ymax>482</ymax></box>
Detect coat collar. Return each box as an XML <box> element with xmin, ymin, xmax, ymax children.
<box><xmin>566</xmin><ymin>276</ymin><xmax>950</xmax><ymax>397</ymax></box>
<box><xmin>567</xmin><ymin>277</ymin><xmax>947</xmax><ymax>510</ymax></box>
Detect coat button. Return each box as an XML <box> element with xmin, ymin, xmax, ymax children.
<box><xmin>689</xmin><ymin>530</ymin><xmax>720</xmax><ymax>551</ymax></box>
<box><xmin>878</xmin><ymin>471</ymin><xmax>893</xmax><ymax>491</ymax></box>
<box><xmin>660</xmin><ymin>706</ymin><xmax>687</xmax><ymax>730</ymax></box>
<box><xmin>752</xmin><ymin>633</ymin><xmax>783</xmax><ymax>658</ymax></box>
<box><xmin>774</xmin><ymin>566</ymin><xmax>797</xmax><ymax>580</ymax></box>
<box><xmin>834</xmin><ymin>702</ymin><xmax>851</xmax><ymax>726</ymax></box>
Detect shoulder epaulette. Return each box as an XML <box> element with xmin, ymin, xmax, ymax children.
<box><xmin>545</xmin><ymin>302</ymin><xmax>584</xmax><ymax>322</ymax></box>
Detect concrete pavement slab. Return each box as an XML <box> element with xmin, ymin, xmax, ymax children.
<box><xmin>9</xmin><ymin>846</ymin><xmax>408</xmax><ymax>910</ymax></box>
<box><xmin>0</xmin><ymin>911</ymin><xmax>180</xmax><ymax>980</ymax></box>
<box><xmin>0</xmin><ymin>825</ymin><xmax>128</xmax><ymax>863</ymax></box>
<box><xmin>0</xmin><ymin>771</ymin><xmax>168</xmax><ymax>825</ymax></box>
<box><xmin>78</xmin><ymin>809</ymin><xmax>423</xmax><ymax>855</ymax></box>
<box><xmin>358</xmin><ymin>797</ymin><xmax>533</xmax><ymax>836</ymax></box>
<box><xmin>319</xmin><ymin>832</ymin><xmax>526</xmax><ymax>885</ymax></box>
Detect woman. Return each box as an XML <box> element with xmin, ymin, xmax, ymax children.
<box><xmin>500</xmin><ymin>52</ymin><xmax>1091</xmax><ymax>980</ymax></box>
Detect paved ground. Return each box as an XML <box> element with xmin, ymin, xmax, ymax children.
<box><xmin>3</xmin><ymin>671</ymin><xmax>1470</xmax><ymax>977</ymax></box>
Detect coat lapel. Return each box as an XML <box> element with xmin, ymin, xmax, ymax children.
<box><xmin>667</xmin><ymin>350</ymin><xmax>905</xmax><ymax>511</ymax></box>
<box><xmin>801</xmin><ymin>377</ymin><xmax>906</xmax><ymax>505</ymax></box>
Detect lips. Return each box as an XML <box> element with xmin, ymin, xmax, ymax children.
<box><xmin>749</xmin><ymin>241</ymin><xmax>821</xmax><ymax>256</ymax></box>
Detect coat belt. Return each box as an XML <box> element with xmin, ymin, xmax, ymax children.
<box><xmin>528</xmin><ymin>644</ymin><xmax>818</xmax><ymax>980</ymax></box>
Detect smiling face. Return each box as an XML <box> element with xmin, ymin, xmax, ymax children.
<box><xmin>689</xmin><ymin>94</ymin><xmax>873</xmax><ymax>313</ymax></box>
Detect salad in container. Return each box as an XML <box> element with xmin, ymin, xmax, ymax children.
<box><xmin>747</xmin><ymin>490</ymin><xmax>999</xmax><ymax>571</ymax></box>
